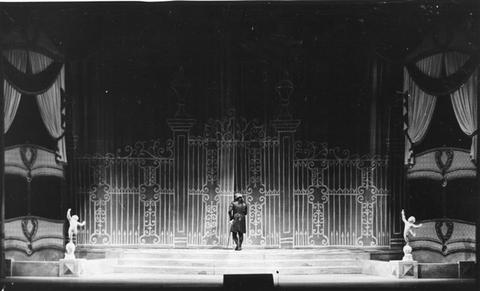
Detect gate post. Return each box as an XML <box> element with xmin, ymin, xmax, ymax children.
<box><xmin>167</xmin><ymin>70</ymin><xmax>195</xmax><ymax>248</ymax></box>
<box><xmin>271</xmin><ymin>78</ymin><xmax>300</xmax><ymax>248</ymax></box>
<box><xmin>388</xmin><ymin>92</ymin><xmax>408</xmax><ymax>249</ymax></box>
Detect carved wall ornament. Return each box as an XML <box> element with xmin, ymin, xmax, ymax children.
<box><xmin>435</xmin><ymin>220</ymin><xmax>454</xmax><ymax>255</ymax></box>
<box><xmin>21</xmin><ymin>217</ymin><xmax>38</xmax><ymax>254</ymax></box>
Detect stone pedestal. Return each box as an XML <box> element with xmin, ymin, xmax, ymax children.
<box><xmin>59</xmin><ymin>259</ymin><xmax>86</xmax><ymax>277</ymax></box>
<box><xmin>5</xmin><ymin>259</ymin><xmax>12</xmax><ymax>277</ymax></box>
<box><xmin>458</xmin><ymin>261</ymin><xmax>475</xmax><ymax>278</ymax></box>
<box><xmin>390</xmin><ymin>260</ymin><xmax>418</xmax><ymax>279</ymax></box>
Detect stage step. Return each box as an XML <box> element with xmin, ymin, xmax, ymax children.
<box><xmin>111</xmin><ymin>249</ymin><xmax>370</xmax><ymax>275</ymax></box>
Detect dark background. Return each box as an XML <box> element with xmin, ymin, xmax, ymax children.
<box><xmin>0</xmin><ymin>1</ymin><xmax>478</xmax><ymax>220</ymax></box>
<box><xmin>2</xmin><ymin>1</ymin><xmax>476</xmax><ymax>152</ymax></box>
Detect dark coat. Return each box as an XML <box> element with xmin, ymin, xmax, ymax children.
<box><xmin>229</xmin><ymin>199</ymin><xmax>248</xmax><ymax>233</ymax></box>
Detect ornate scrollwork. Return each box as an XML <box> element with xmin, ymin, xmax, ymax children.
<box><xmin>203</xmin><ymin>109</ymin><xmax>266</xmax><ymax>142</ymax></box>
<box><xmin>356</xmin><ymin>194</ymin><xmax>378</xmax><ymax>246</ymax></box>
<box><xmin>94</xmin><ymin>164</ymin><xmax>108</xmax><ymax>186</ymax></box>
<box><xmin>206</xmin><ymin>148</ymin><xmax>218</xmax><ymax>184</ymax></box>
<box><xmin>202</xmin><ymin>201</ymin><xmax>219</xmax><ymax>245</ymax></box>
<box><xmin>247</xmin><ymin>195</ymin><xmax>266</xmax><ymax>245</ymax></box>
<box><xmin>310</xmin><ymin>166</ymin><xmax>324</xmax><ymax>188</ymax></box>
<box><xmin>294</xmin><ymin>141</ymin><xmax>386</xmax><ymax>162</ymax></box>
<box><xmin>143</xmin><ymin>166</ymin><xmax>157</xmax><ymax>187</ymax></box>
<box><xmin>139</xmin><ymin>198</ymin><xmax>160</xmax><ymax>244</ymax></box>
<box><xmin>309</xmin><ymin>195</ymin><xmax>329</xmax><ymax>246</ymax></box>
<box><xmin>294</xmin><ymin>141</ymin><xmax>329</xmax><ymax>160</ymax></box>
<box><xmin>119</xmin><ymin>139</ymin><xmax>174</xmax><ymax>159</ymax></box>
<box><xmin>248</xmin><ymin>147</ymin><xmax>262</xmax><ymax>189</ymax></box>
<box><xmin>90</xmin><ymin>199</ymin><xmax>111</xmax><ymax>244</ymax></box>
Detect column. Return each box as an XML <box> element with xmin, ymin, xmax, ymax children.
<box><xmin>271</xmin><ymin>77</ymin><xmax>300</xmax><ymax>248</ymax></box>
<box><xmin>63</xmin><ymin>90</ymin><xmax>79</xmax><ymax>228</ymax></box>
<box><xmin>388</xmin><ymin>93</ymin><xmax>408</xmax><ymax>249</ymax></box>
<box><xmin>476</xmin><ymin>47</ymin><xmax>480</xmax><ymax>288</ymax></box>
<box><xmin>168</xmin><ymin>119</ymin><xmax>195</xmax><ymax>248</ymax></box>
<box><xmin>167</xmin><ymin>68</ymin><xmax>195</xmax><ymax>248</ymax></box>
<box><xmin>0</xmin><ymin>41</ymin><xmax>5</xmax><ymax>278</ymax></box>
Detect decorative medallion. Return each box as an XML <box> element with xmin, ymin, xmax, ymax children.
<box><xmin>20</xmin><ymin>146</ymin><xmax>37</xmax><ymax>181</ymax></box>
<box><xmin>435</xmin><ymin>220</ymin><xmax>454</xmax><ymax>255</ymax></box>
<box><xmin>21</xmin><ymin>217</ymin><xmax>38</xmax><ymax>255</ymax></box>
<box><xmin>435</xmin><ymin>149</ymin><xmax>454</xmax><ymax>174</ymax></box>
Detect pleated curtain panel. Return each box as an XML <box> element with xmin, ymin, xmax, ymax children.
<box><xmin>445</xmin><ymin>52</ymin><xmax>478</xmax><ymax>163</ymax></box>
<box><xmin>2</xmin><ymin>39</ymin><xmax>67</xmax><ymax>164</ymax></box>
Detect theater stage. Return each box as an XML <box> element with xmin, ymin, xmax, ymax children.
<box><xmin>0</xmin><ymin>248</ymin><xmax>475</xmax><ymax>291</ymax></box>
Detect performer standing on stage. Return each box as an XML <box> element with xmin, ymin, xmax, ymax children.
<box><xmin>229</xmin><ymin>193</ymin><xmax>248</xmax><ymax>251</ymax></box>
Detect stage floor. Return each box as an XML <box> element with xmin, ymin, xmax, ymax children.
<box><xmin>1</xmin><ymin>248</ymin><xmax>476</xmax><ymax>290</ymax></box>
<box><xmin>0</xmin><ymin>273</ymin><xmax>475</xmax><ymax>291</ymax></box>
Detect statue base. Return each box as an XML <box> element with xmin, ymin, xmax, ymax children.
<box><xmin>402</xmin><ymin>243</ymin><xmax>413</xmax><ymax>261</ymax></box>
<box><xmin>389</xmin><ymin>260</ymin><xmax>418</xmax><ymax>279</ymax></box>
<box><xmin>59</xmin><ymin>258</ymin><xmax>86</xmax><ymax>277</ymax></box>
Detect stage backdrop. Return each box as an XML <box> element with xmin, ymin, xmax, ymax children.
<box><xmin>71</xmin><ymin>85</ymin><xmax>390</xmax><ymax>248</ymax></box>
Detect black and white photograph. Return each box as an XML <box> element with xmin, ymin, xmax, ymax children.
<box><xmin>0</xmin><ymin>1</ymin><xmax>478</xmax><ymax>290</ymax></box>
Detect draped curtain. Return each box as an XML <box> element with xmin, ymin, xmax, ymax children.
<box><xmin>403</xmin><ymin>50</ymin><xmax>478</xmax><ymax>165</ymax></box>
<box><xmin>30</xmin><ymin>51</ymin><xmax>67</xmax><ymax>164</ymax></box>
<box><xmin>3</xmin><ymin>49</ymin><xmax>27</xmax><ymax>133</ymax></box>
<box><xmin>2</xmin><ymin>48</ymin><xmax>67</xmax><ymax>164</ymax></box>
<box><xmin>403</xmin><ymin>53</ymin><xmax>443</xmax><ymax>165</ymax></box>
<box><xmin>445</xmin><ymin>52</ymin><xmax>478</xmax><ymax>162</ymax></box>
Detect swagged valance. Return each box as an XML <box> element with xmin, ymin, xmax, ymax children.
<box><xmin>2</xmin><ymin>26</ymin><xmax>67</xmax><ymax>165</ymax></box>
<box><xmin>403</xmin><ymin>27</ymin><xmax>479</xmax><ymax>167</ymax></box>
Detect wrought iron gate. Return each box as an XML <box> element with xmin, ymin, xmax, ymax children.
<box><xmin>73</xmin><ymin>110</ymin><xmax>389</xmax><ymax>248</ymax></box>
<box><xmin>72</xmin><ymin>75</ymin><xmax>389</xmax><ymax>248</ymax></box>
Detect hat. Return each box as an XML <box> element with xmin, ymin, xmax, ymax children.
<box><xmin>234</xmin><ymin>193</ymin><xmax>243</xmax><ymax>199</ymax></box>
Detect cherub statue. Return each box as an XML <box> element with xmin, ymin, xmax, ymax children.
<box><xmin>67</xmin><ymin>208</ymin><xmax>85</xmax><ymax>242</ymax></box>
<box><xmin>401</xmin><ymin>209</ymin><xmax>422</xmax><ymax>243</ymax></box>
